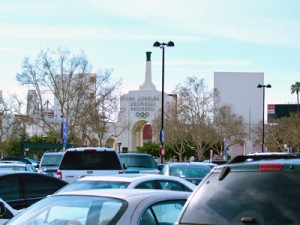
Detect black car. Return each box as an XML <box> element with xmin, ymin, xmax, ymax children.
<box><xmin>0</xmin><ymin>172</ymin><xmax>67</xmax><ymax>210</ymax></box>
<box><xmin>175</xmin><ymin>157</ymin><xmax>300</xmax><ymax>225</ymax></box>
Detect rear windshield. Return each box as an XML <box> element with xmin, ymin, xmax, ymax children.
<box><xmin>180</xmin><ymin>171</ymin><xmax>300</xmax><ymax>225</ymax></box>
<box><xmin>170</xmin><ymin>165</ymin><xmax>210</xmax><ymax>178</ymax></box>
<box><xmin>60</xmin><ymin>151</ymin><xmax>122</xmax><ymax>170</ymax></box>
<box><xmin>119</xmin><ymin>155</ymin><xmax>157</xmax><ymax>168</ymax></box>
<box><xmin>58</xmin><ymin>180</ymin><xmax>129</xmax><ymax>193</ymax></box>
<box><xmin>41</xmin><ymin>154</ymin><xmax>64</xmax><ymax>166</ymax></box>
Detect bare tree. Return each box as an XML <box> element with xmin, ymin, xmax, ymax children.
<box><xmin>174</xmin><ymin>76</ymin><xmax>218</xmax><ymax>160</ymax></box>
<box><xmin>0</xmin><ymin>95</ymin><xmax>26</xmax><ymax>156</ymax></box>
<box><xmin>16</xmin><ymin>48</ymin><xmax>121</xmax><ymax>145</ymax></box>
<box><xmin>163</xmin><ymin>101</ymin><xmax>189</xmax><ymax>162</ymax></box>
<box><xmin>213</xmin><ymin>105</ymin><xmax>247</xmax><ymax>156</ymax></box>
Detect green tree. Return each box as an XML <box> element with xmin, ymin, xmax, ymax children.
<box><xmin>136</xmin><ymin>142</ymin><xmax>160</xmax><ymax>158</ymax></box>
<box><xmin>291</xmin><ymin>81</ymin><xmax>300</xmax><ymax>113</ymax></box>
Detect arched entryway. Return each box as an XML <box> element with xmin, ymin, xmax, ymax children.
<box><xmin>132</xmin><ymin>120</ymin><xmax>153</xmax><ymax>151</ymax></box>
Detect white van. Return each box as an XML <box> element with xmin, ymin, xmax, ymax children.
<box><xmin>56</xmin><ymin>147</ymin><xmax>125</xmax><ymax>183</ymax></box>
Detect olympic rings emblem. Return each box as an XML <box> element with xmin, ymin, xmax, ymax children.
<box><xmin>135</xmin><ymin>112</ymin><xmax>150</xmax><ymax>119</ymax></box>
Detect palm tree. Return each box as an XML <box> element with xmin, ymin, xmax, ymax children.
<box><xmin>291</xmin><ymin>81</ymin><xmax>300</xmax><ymax>113</ymax></box>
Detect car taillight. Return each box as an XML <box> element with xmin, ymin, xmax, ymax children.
<box><xmin>119</xmin><ymin>170</ymin><xmax>124</xmax><ymax>174</ymax></box>
<box><xmin>259</xmin><ymin>163</ymin><xmax>283</xmax><ymax>171</ymax></box>
<box><xmin>84</xmin><ymin>149</ymin><xmax>96</xmax><ymax>152</ymax></box>
<box><xmin>56</xmin><ymin>170</ymin><xmax>62</xmax><ymax>179</ymax></box>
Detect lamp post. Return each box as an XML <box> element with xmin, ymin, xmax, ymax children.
<box><xmin>257</xmin><ymin>84</ymin><xmax>271</xmax><ymax>152</ymax></box>
<box><xmin>153</xmin><ymin>40</ymin><xmax>174</xmax><ymax>163</ymax></box>
<box><xmin>117</xmin><ymin>142</ymin><xmax>122</xmax><ymax>154</ymax></box>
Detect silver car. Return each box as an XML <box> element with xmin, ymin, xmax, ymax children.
<box><xmin>6</xmin><ymin>189</ymin><xmax>190</xmax><ymax>225</ymax></box>
<box><xmin>56</xmin><ymin>173</ymin><xmax>196</xmax><ymax>193</ymax></box>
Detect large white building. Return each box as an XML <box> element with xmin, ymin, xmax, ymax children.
<box><xmin>214</xmin><ymin>72</ymin><xmax>264</xmax><ymax>155</ymax></box>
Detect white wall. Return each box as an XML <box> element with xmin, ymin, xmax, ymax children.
<box><xmin>214</xmin><ymin>72</ymin><xmax>264</xmax><ymax>154</ymax></box>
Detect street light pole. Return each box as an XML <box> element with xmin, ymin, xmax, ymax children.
<box><xmin>153</xmin><ymin>41</ymin><xmax>174</xmax><ymax>163</ymax></box>
<box><xmin>117</xmin><ymin>142</ymin><xmax>122</xmax><ymax>154</ymax></box>
<box><xmin>257</xmin><ymin>84</ymin><xmax>271</xmax><ymax>152</ymax></box>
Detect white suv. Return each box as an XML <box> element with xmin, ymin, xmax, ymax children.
<box><xmin>56</xmin><ymin>147</ymin><xmax>125</xmax><ymax>183</ymax></box>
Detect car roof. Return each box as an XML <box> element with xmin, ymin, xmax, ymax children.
<box><xmin>54</xmin><ymin>188</ymin><xmax>191</xmax><ymax>199</ymax></box>
<box><xmin>214</xmin><ymin>158</ymin><xmax>300</xmax><ymax>174</ymax></box>
<box><xmin>65</xmin><ymin>147</ymin><xmax>116</xmax><ymax>152</ymax></box>
<box><xmin>0</xmin><ymin>157</ymin><xmax>31</xmax><ymax>164</ymax></box>
<box><xmin>228</xmin><ymin>153</ymin><xmax>300</xmax><ymax>164</ymax></box>
<box><xmin>77</xmin><ymin>173</ymin><xmax>196</xmax><ymax>183</ymax></box>
<box><xmin>165</xmin><ymin>162</ymin><xmax>211</xmax><ymax>167</ymax></box>
<box><xmin>43</xmin><ymin>152</ymin><xmax>65</xmax><ymax>155</ymax></box>
<box><xmin>119</xmin><ymin>153</ymin><xmax>152</xmax><ymax>156</ymax></box>
<box><xmin>0</xmin><ymin>163</ymin><xmax>27</xmax><ymax>167</ymax></box>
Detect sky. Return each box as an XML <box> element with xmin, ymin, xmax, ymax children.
<box><xmin>0</xmin><ymin>0</ymin><xmax>300</xmax><ymax>107</ymax></box>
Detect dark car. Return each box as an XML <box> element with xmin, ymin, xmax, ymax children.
<box><xmin>175</xmin><ymin>157</ymin><xmax>300</xmax><ymax>225</ymax></box>
<box><xmin>0</xmin><ymin>171</ymin><xmax>67</xmax><ymax>210</ymax></box>
<box><xmin>159</xmin><ymin>162</ymin><xmax>211</xmax><ymax>185</ymax></box>
<box><xmin>119</xmin><ymin>153</ymin><xmax>159</xmax><ymax>174</ymax></box>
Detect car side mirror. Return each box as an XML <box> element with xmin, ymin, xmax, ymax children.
<box><xmin>0</xmin><ymin>202</ymin><xmax>6</xmax><ymax>217</ymax></box>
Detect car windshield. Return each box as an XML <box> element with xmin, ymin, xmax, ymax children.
<box><xmin>180</xmin><ymin>171</ymin><xmax>300</xmax><ymax>225</ymax></box>
<box><xmin>170</xmin><ymin>165</ymin><xmax>211</xmax><ymax>178</ymax></box>
<box><xmin>42</xmin><ymin>155</ymin><xmax>63</xmax><ymax>166</ymax></box>
<box><xmin>120</xmin><ymin>155</ymin><xmax>157</xmax><ymax>168</ymax></box>
<box><xmin>6</xmin><ymin>195</ymin><xmax>127</xmax><ymax>225</ymax></box>
<box><xmin>57</xmin><ymin>180</ymin><xmax>130</xmax><ymax>193</ymax></box>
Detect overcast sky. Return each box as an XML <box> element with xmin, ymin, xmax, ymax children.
<box><xmin>1</xmin><ymin>0</ymin><xmax>300</xmax><ymax>106</ymax></box>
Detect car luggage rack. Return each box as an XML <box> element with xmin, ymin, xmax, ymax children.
<box><xmin>228</xmin><ymin>153</ymin><xmax>300</xmax><ymax>164</ymax></box>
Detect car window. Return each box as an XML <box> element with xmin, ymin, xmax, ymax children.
<box><xmin>120</xmin><ymin>155</ymin><xmax>157</xmax><ymax>168</ymax></box>
<box><xmin>0</xmin><ymin>176</ymin><xmax>20</xmax><ymax>201</ymax></box>
<box><xmin>23</xmin><ymin>175</ymin><xmax>65</xmax><ymax>198</ymax></box>
<box><xmin>58</xmin><ymin>181</ymin><xmax>129</xmax><ymax>193</ymax></box>
<box><xmin>157</xmin><ymin>180</ymin><xmax>186</xmax><ymax>191</ymax></box>
<box><xmin>139</xmin><ymin>200</ymin><xmax>186</xmax><ymax>225</ymax></box>
<box><xmin>41</xmin><ymin>154</ymin><xmax>63</xmax><ymax>166</ymax></box>
<box><xmin>135</xmin><ymin>181</ymin><xmax>156</xmax><ymax>189</ymax></box>
<box><xmin>60</xmin><ymin>151</ymin><xmax>121</xmax><ymax>170</ymax></box>
<box><xmin>180</xmin><ymin>172</ymin><xmax>300</xmax><ymax>225</ymax></box>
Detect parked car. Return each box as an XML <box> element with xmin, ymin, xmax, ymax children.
<box><xmin>56</xmin><ymin>147</ymin><xmax>125</xmax><ymax>183</ymax></box>
<box><xmin>6</xmin><ymin>189</ymin><xmax>190</xmax><ymax>225</ymax></box>
<box><xmin>56</xmin><ymin>173</ymin><xmax>196</xmax><ymax>193</ymax></box>
<box><xmin>159</xmin><ymin>162</ymin><xmax>211</xmax><ymax>185</ymax></box>
<box><xmin>0</xmin><ymin>157</ymin><xmax>35</xmax><ymax>167</ymax></box>
<box><xmin>0</xmin><ymin>171</ymin><xmax>67</xmax><ymax>210</ymax></box>
<box><xmin>0</xmin><ymin>162</ymin><xmax>37</xmax><ymax>172</ymax></box>
<box><xmin>119</xmin><ymin>153</ymin><xmax>159</xmax><ymax>174</ymax></box>
<box><xmin>175</xmin><ymin>158</ymin><xmax>300</xmax><ymax>225</ymax></box>
<box><xmin>38</xmin><ymin>152</ymin><xmax>64</xmax><ymax>176</ymax></box>
<box><xmin>0</xmin><ymin>198</ymin><xmax>19</xmax><ymax>225</ymax></box>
